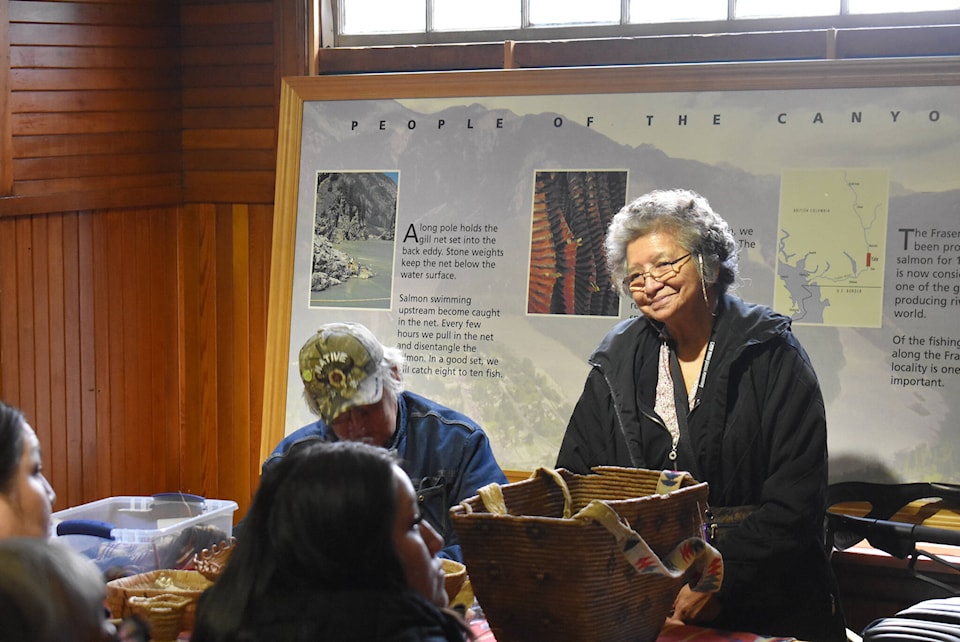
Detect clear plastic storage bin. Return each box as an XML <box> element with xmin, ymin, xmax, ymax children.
<box><xmin>53</xmin><ymin>493</ymin><xmax>238</xmax><ymax>576</ymax></box>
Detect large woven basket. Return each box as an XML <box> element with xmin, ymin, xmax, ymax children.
<box><xmin>450</xmin><ymin>466</ymin><xmax>710</xmax><ymax>642</ymax></box>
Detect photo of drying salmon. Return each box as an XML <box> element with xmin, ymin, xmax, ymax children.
<box><xmin>527</xmin><ymin>170</ymin><xmax>627</xmax><ymax>316</ymax></box>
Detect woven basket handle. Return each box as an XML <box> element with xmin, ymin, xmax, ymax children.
<box><xmin>474</xmin><ymin>467</ymin><xmax>574</xmax><ymax>517</ymax></box>
<box><xmin>533</xmin><ymin>467</ymin><xmax>573</xmax><ymax>518</ymax></box>
<box><xmin>575</xmin><ymin>500</ymin><xmax>723</xmax><ymax>593</ymax></box>
<box><xmin>473</xmin><ymin>468</ymin><xmax>690</xmax><ymax>518</ymax></box>
<box><xmin>475</xmin><ymin>482</ymin><xmax>507</xmax><ymax>515</ymax></box>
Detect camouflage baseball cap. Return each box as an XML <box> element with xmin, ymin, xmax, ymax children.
<box><xmin>299</xmin><ymin>323</ymin><xmax>384</xmax><ymax>423</ymax></box>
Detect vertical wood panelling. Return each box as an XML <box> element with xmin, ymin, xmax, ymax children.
<box><xmin>177</xmin><ymin>204</ymin><xmax>203</xmax><ymax>496</ymax></box>
<box><xmin>177</xmin><ymin>202</ymin><xmax>229</xmax><ymax>499</ymax></box>
<box><xmin>90</xmin><ymin>209</ymin><xmax>112</xmax><ymax>498</ymax></box>
<box><xmin>215</xmin><ymin>205</ymin><xmax>235</xmax><ymax>495</ymax></box>
<box><xmin>60</xmin><ymin>213</ymin><xmax>84</xmax><ymax>509</ymax></box>
<box><xmin>29</xmin><ymin>218</ymin><xmax>52</xmax><ymax>460</ymax></box>
<box><xmin>0</xmin><ymin>222</ymin><xmax>14</xmax><ymax>397</ymax></box>
<box><xmin>40</xmin><ymin>215</ymin><xmax>66</xmax><ymax>505</ymax></box>
<box><xmin>0</xmin><ymin>206</ymin><xmax>185</xmax><ymax>508</ymax></box>
<box><xmin>103</xmin><ymin>210</ymin><xmax>125</xmax><ymax>496</ymax></box>
<box><xmin>76</xmin><ymin>212</ymin><xmax>99</xmax><ymax>502</ymax></box>
<box><xmin>152</xmin><ymin>209</ymin><xmax>182</xmax><ymax>496</ymax></box>
<box><xmin>196</xmin><ymin>204</ymin><xmax>220</xmax><ymax>496</ymax></box>
<box><xmin>119</xmin><ymin>213</ymin><xmax>141</xmax><ymax>493</ymax></box>
<box><xmin>246</xmin><ymin>203</ymin><xmax>271</xmax><ymax>480</ymax></box>
<box><xmin>233</xmin><ymin>205</ymin><xmax>252</xmax><ymax>501</ymax></box>
<box><xmin>14</xmin><ymin>217</ymin><xmax>35</xmax><ymax>413</ymax></box>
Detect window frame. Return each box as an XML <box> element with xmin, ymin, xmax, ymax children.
<box><xmin>319</xmin><ymin>0</ymin><xmax>960</xmax><ymax>48</ymax></box>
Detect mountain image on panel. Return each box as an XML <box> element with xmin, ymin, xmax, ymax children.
<box><xmin>310</xmin><ymin>171</ymin><xmax>398</xmax><ymax>295</ymax></box>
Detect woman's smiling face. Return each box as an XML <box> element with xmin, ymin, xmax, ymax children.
<box><xmin>625</xmin><ymin>231</ymin><xmax>701</xmax><ymax>328</ymax></box>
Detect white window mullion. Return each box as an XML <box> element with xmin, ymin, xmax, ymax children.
<box><xmin>333</xmin><ymin>0</ymin><xmax>959</xmax><ymax>44</ymax></box>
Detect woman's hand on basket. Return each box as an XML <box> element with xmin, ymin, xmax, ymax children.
<box><xmin>667</xmin><ymin>585</ymin><xmax>721</xmax><ymax>626</ymax></box>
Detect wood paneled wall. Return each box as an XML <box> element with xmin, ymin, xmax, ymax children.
<box><xmin>1</xmin><ymin>0</ymin><xmax>289</xmax><ymax>519</ymax></box>
<box><xmin>180</xmin><ymin>1</ymin><xmax>278</xmax><ymax>204</ymax></box>
<box><xmin>1</xmin><ymin>207</ymin><xmax>182</xmax><ymax>508</ymax></box>
<box><xmin>4</xmin><ymin>1</ymin><xmax>182</xmax><ymax>215</ymax></box>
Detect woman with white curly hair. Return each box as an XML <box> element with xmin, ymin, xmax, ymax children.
<box><xmin>557</xmin><ymin>189</ymin><xmax>846</xmax><ymax>641</ymax></box>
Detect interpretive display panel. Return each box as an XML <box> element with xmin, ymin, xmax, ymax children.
<box><xmin>263</xmin><ymin>60</ymin><xmax>960</xmax><ymax>482</ymax></box>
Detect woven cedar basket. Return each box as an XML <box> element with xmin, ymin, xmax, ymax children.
<box><xmin>441</xmin><ymin>559</ymin><xmax>468</xmax><ymax>604</ymax></box>
<box><xmin>127</xmin><ymin>594</ymin><xmax>192</xmax><ymax>642</ymax></box>
<box><xmin>106</xmin><ymin>569</ymin><xmax>212</xmax><ymax>631</ymax></box>
<box><xmin>191</xmin><ymin>537</ymin><xmax>236</xmax><ymax>582</ymax></box>
<box><xmin>450</xmin><ymin>466</ymin><xmax>709</xmax><ymax>642</ymax></box>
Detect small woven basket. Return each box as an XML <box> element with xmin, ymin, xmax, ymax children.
<box><xmin>441</xmin><ymin>559</ymin><xmax>468</xmax><ymax>605</ymax></box>
<box><xmin>127</xmin><ymin>593</ymin><xmax>191</xmax><ymax>642</ymax></box>
<box><xmin>451</xmin><ymin>466</ymin><xmax>709</xmax><ymax>642</ymax></box>
<box><xmin>106</xmin><ymin>569</ymin><xmax>212</xmax><ymax>631</ymax></box>
<box><xmin>192</xmin><ymin>537</ymin><xmax>236</xmax><ymax>582</ymax></box>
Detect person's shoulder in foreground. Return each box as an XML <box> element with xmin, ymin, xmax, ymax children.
<box><xmin>0</xmin><ymin>536</ymin><xmax>115</xmax><ymax>642</ymax></box>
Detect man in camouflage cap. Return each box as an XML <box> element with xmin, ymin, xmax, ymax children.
<box><xmin>265</xmin><ymin>322</ymin><xmax>507</xmax><ymax>562</ymax></box>
<box><xmin>297</xmin><ymin>323</ymin><xmax>393</xmax><ymax>445</ymax></box>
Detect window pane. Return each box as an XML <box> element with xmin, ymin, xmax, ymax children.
<box><xmin>629</xmin><ymin>0</ymin><xmax>727</xmax><ymax>23</ymax></box>
<box><xmin>341</xmin><ymin>0</ymin><xmax>425</xmax><ymax>34</ymax></box>
<box><xmin>530</xmin><ymin>0</ymin><xmax>621</xmax><ymax>26</ymax></box>
<box><xmin>848</xmin><ymin>0</ymin><xmax>959</xmax><ymax>12</ymax></box>
<box><xmin>434</xmin><ymin>0</ymin><xmax>520</xmax><ymax>30</ymax></box>
<box><xmin>735</xmin><ymin>0</ymin><xmax>839</xmax><ymax>19</ymax></box>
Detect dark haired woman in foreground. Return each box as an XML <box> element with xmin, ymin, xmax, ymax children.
<box><xmin>191</xmin><ymin>439</ymin><xmax>472</xmax><ymax>641</ymax></box>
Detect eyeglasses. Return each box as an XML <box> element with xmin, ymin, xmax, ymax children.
<box><xmin>623</xmin><ymin>253</ymin><xmax>692</xmax><ymax>291</ymax></box>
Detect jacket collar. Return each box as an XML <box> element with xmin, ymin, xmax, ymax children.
<box><xmin>588</xmin><ymin>293</ymin><xmax>791</xmax><ymax>379</ymax></box>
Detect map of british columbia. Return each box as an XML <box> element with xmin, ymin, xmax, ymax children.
<box><xmin>774</xmin><ymin>168</ymin><xmax>888</xmax><ymax>327</ymax></box>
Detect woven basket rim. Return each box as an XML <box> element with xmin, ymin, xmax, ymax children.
<box><xmin>451</xmin><ymin>478</ymin><xmax>709</xmax><ymax>521</ymax></box>
<box><xmin>106</xmin><ymin>569</ymin><xmax>212</xmax><ymax>592</ymax></box>
<box><xmin>128</xmin><ymin>593</ymin><xmax>192</xmax><ymax>607</ymax></box>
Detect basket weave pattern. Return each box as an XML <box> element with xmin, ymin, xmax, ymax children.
<box><xmin>127</xmin><ymin>594</ymin><xmax>192</xmax><ymax>642</ymax></box>
<box><xmin>106</xmin><ymin>569</ymin><xmax>212</xmax><ymax>632</ymax></box>
<box><xmin>441</xmin><ymin>558</ymin><xmax>468</xmax><ymax>604</ymax></box>
<box><xmin>451</xmin><ymin>467</ymin><xmax>709</xmax><ymax>642</ymax></box>
<box><xmin>192</xmin><ymin>537</ymin><xmax>235</xmax><ymax>582</ymax></box>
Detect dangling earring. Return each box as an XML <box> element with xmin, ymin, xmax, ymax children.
<box><xmin>698</xmin><ymin>253</ymin><xmax>709</xmax><ymax>306</ymax></box>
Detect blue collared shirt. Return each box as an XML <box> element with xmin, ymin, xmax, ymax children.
<box><xmin>266</xmin><ymin>390</ymin><xmax>507</xmax><ymax>561</ymax></box>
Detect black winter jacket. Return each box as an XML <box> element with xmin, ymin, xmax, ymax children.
<box><xmin>557</xmin><ymin>294</ymin><xmax>846</xmax><ymax>641</ymax></box>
